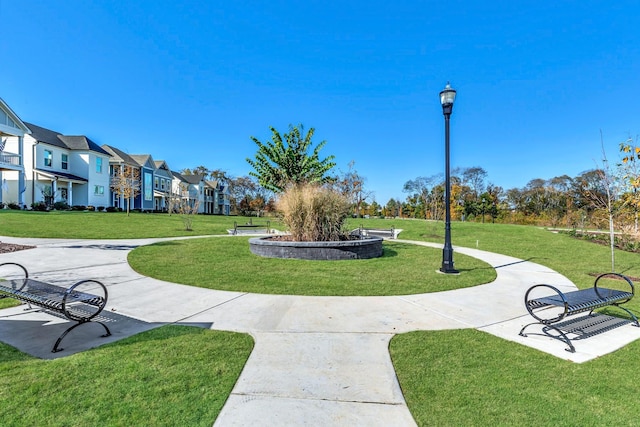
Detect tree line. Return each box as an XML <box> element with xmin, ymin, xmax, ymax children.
<box><xmin>185</xmin><ymin>127</ymin><xmax>639</xmax><ymax>241</ymax></box>
<box><xmin>396</xmin><ymin>139</ymin><xmax>640</xmax><ymax>235</ymax></box>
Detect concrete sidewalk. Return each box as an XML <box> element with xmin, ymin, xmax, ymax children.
<box><xmin>1</xmin><ymin>235</ymin><xmax>639</xmax><ymax>425</ymax></box>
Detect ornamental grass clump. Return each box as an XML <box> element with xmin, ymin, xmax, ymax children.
<box><xmin>277</xmin><ymin>183</ymin><xmax>350</xmax><ymax>241</ymax></box>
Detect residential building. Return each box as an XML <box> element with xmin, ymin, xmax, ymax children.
<box><xmin>0</xmin><ymin>98</ymin><xmax>29</xmax><ymax>207</ymax></box>
<box><xmin>101</xmin><ymin>146</ymin><xmax>155</xmax><ymax>211</ymax></box>
<box><xmin>129</xmin><ymin>155</ymin><xmax>156</xmax><ymax>212</ymax></box>
<box><xmin>205</xmin><ymin>180</ymin><xmax>231</xmax><ymax>215</ymax></box>
<box><xmin>153</xmin><ymin>160</ymin><xmax>174</xmax><ymax>211</ymax></box>
<box><xmin>21</xmin><ymin>122</ymin><xmax>111</xmax><ymax>208</ymax></box>
<box><xmin>172</xmin><ymin>172</ymin><xmax>206</xmax><ymax>213</ymax></box>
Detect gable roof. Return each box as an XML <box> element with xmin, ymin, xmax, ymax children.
<box><xmin>154</xmin><ymin>160</ymin><xmax>170</xmax><ymax>170</ymax></box>
<box><xmin>129</xmin><ymin>154</ymin><xmax>155</xmax><ymax>169</ymax></box>
<box><xmin>24</xmin><ymin>122</ymin><xmax>110</xmax><ymax>155</ymax></box>
<box><xmin>101</xmin><ymin>144</ymin><xmax>139</xmax><ymax>165</ymax></box>
<box><xmin>0</xmin><ymin>97</ymin><xmax>31</xmax><ymax>136</ymax></box>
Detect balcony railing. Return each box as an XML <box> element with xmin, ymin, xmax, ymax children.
<box><xmin>0</xmin><ymin>152</ymin><xmax>22</xmax><ymax>167</ymax></box>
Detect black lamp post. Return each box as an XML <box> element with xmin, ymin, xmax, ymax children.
<box><xmin>439</xmin><ymin>82</ymin><xmax>458</xmax><ymax>274</ymax></box>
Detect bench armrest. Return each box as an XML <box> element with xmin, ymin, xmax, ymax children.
<box><xmin>63</xmin><ymin>279</ymin><xmax>108</xmax><ymax>322</ymax></box>
<box><xmin>593</xmin><ymin>273</ymin><xmax>635</xmax><ymax>303</ymax></box>
<box><xmin>524</xmin><ymin>284</ymin><xmax>569</xmax><ymax>324</ymax></box>
<box><xmin>0</xmin><ymin>262</ymin><xmax>29</xmax><ymax>291</ymax></box>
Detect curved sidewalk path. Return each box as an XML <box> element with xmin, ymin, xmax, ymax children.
<box><xmin>1</xmin><ymin>236</ymin><xmax>639</xmax><ymax>426</ymax></box>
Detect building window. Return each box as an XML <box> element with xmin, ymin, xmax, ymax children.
<box><xmin>96</xmin><ymin>157</ymin><xmax>103</xmax><ymax>173</ymax></box>
<box><xmin>154</xmin><ymin>177</ymin><xmax>159</xmax><ymax>189</ymax></box>
<box><xmin>94</xmin><ymin>185</ymin><xmax>104</xmax><ymax>195</ymax></box>
<box><xmin>44</xmin><ymin>150</ymin><xmax>52</xmax><ymax>167</ymax></box>
<box><xmin>61</xmin><ymin>154</ymin><xmax>68</xmax><ymax>170</ymax></box>
<box><xmin>161</xmin><ymin>179</ymin><xmax>165</xmax><ymax>190</ymax></box>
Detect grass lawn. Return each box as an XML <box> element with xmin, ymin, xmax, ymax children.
<box><xmin>390</xmin><ymin>329</ymin><xmax>640</xmax><ymax>426</ymax></box>
<box><xmin>0</xmin><ymin>325</ymin><xmax>253</xmax><ymax>427</ymax></box>
<box><xmin>3</xmin><ymin>212</ymin><xmax>640</xmax><ymax>425</ymax></box>
<box><xmin>128</xmin><ymin>237</ymin><xmax>495</xmax><ymax>296</ymax></box>
<box><xmin>0</xmin><ymin>210</ymin><xmax>259</xmax><ymax>238</ymax></box>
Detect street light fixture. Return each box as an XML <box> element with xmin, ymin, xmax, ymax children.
<box><xmin>439</xmin><ymin>82</ymin><xmax>459</xmax><ymax>274</ymax></box>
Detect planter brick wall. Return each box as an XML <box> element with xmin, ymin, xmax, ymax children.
<box><xmin>249</xmin><ymin>237</ymin><xmax>383</xmax><ymax>260</ymax></box>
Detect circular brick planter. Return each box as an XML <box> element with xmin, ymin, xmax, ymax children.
<box><xmin>249</xmin><ymin>236</ymin><xmax>383</xmax><ymax>260</ymax></box>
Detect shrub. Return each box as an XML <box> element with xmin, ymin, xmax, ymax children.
<box><xmin>0</xmin><ymin>202</ymin><xmax>4</xmax><ymax>209</ymax></box>
<box><xmin>53</xmin><ymin>201</ymin><xmax>69</xmax><ymax>210</ymax></box>
<box><xmin>71</xmin><ymin>205</ymin><xmax>86</xmax><ymax>211</ymax></box>
<box><xmin>276</xmin><ymin>183</ymin><xmax>350</xmax><ymax>241</ymax></box>
<box><xmin>31</xmin><ymin>202</ymin><xmax>48</xmax><ymax>211</ymax></box>
<box><xmin>105</xmin><ymin>206</ymin><xmax>117</xmax><ymax>212</ymax></box>
<box><xmin>7</xmin><ymin>203</ymin><xmax>20</xmax><ymax>210</ymax></box>
<box><xmin>96</xmin><ymin>206</ymin><xmax>105</xmax><ymax>212</ymax></box>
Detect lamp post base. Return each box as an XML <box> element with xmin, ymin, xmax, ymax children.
<box><xmin>440</xmin><ymin>247</ymin><xmax>459</xmax><ymax>274</ymax></box>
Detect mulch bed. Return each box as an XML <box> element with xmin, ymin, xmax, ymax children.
<box><xmin>0</xmin><ymin>243</ymin><xmax>36</xmax><ymax>254</ymax></box>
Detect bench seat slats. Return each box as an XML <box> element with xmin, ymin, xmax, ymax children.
<box><xmin>0</xmin><ymin>279</ymin><xmax>105</xmax><ymax>311</ymax></box>
<box><xmin>530</xmin><ymin>288</ymin><xmax>632</xmax><ymax>315</ymax></box>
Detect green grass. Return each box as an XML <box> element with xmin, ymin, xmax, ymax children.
<box><xmin>0</xmin><ymin>325</ymin><xmax>253</xmax><ymax>427</ymax></box>
<box><xmin>390</xmin><ymin>329</ymin><xmax>640</xmax><ymax>426</ymax></box>
<box><xmin>352</xmin><ymin>218</ymin><xmax>640</xmax><ymax>288</ymax></box>
<box><xmin>0</xmin><ymin>210</ymin><xmax>262</xmax><ymax>238</ymax></box>
<box><xmin>4</xmin><ymin>213</ymin><xmax>640</xmax><ymax>425</ymax></box>
<box><xmin>128</xmin><ymin>237</ymin><xmax>496</xmax><ymax>296</ymax></box>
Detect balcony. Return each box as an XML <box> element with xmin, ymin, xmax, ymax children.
<box><xmin>0</xmin><ymin>152</ymin><xmax>22</xmax><ymax>171</ymax></box>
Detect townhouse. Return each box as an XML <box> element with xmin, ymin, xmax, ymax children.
<box><xmin>0</xmin><ymin>98</ymin><xmax>29</xmax><ymax>207</ymax></box>
<box><xmin>1</xmin><ymin>97</ymin><xmax>231</xmax><ymax>214</ymax></box>
<box><xmin>23</xmin><ymin>122</ymin><xmax>112</xmax><ymax>208</ymax></box>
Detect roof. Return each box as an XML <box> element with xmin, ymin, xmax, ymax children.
<box><xmin>58</xmin><ymin>136</ymin><xmax>111</xmax><ymax>156</ymax></box>
<box><xmin>101</xmin><ymin>145</ymin><xmax>139</xmax><ymax>165</ymax></box>
<box><xmin>24</xmin><ymin>122</ymin><xmax>66</xmax><ymax>148</ymax></box>
<box><xmin>181</xmin><ymin>173</ymin><xmax>206</xmax><ymax>185</ymax></box>
<box><xmin>34</xmin><ymin>168</ymin><xmax>88</xmax><ymax>183</ymax></box>
<box><xmin>171</xmin><ymin>171</ymin><xmax>187</xmax><ymax>182</ymax></box>
<box><xmin>25</xmin><ymin>122</ymin><xmax>111</xmax><ymax>155</ymax></box>
<box><xmin>154</xmin><ymin>160</ymin><xmax>170</xmax><ymax>170</ymax></box>
<box><xmin>129</xmin><ymin>154</ymin><xmax>155</xmax><ymax>169</ymax></box>
<box><xmin>0</xmin><ymin>97</ymin><xmax>31</xmax><ymax>136</ymax></box>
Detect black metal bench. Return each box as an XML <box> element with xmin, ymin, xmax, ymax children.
<box><xmin>519</xmin><ymin>272</ymin><xmax>639</xmax><ymax>352</ymax></box>
<box><xmin>352</xmin><ymin>225</ymin><xmax>396</xmax><ymax>240</ymax></box>
<box><xmin>0</xmin><ymin>262</ymin><xmax>111</xmax><ymax>353</ymax></box>
<box><xmin>233</xmin><ymin>219</ymin><xmax>271</xmax><ymax>235</ymax></box>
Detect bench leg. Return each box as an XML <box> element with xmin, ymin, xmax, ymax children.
<box><xmin>52</xmin><ymin>320</ymin><xmax>112</xmax><ymax>353</ymax></box>
<box><xmin>519</xmin><ymin>322</ymin><xmax>576</xmax><ymax>353</ymax></box>
<box><xmin>589</xmin><ymin>306</ymin><xmax>640</xmax><ymax>328</ymax></box>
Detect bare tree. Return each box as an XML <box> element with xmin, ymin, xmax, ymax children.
<box><xmin>333</xmin><ymin>161</ymin><xmax>372</xmax><ymax>217</ymax></box>
<box><xmin>110</xmin><ymin>165</ymin><xmax>141</xmax><ymax>216</ymax></box>
<box><xmin>461</xmin><ymin>166</ymin><xmax>488</xmax><ymax>200</ymax></box>
<box><xmin>581</xmin><ymin>134</ymin><xmax>622</xmax><ymax>272</ymax></box>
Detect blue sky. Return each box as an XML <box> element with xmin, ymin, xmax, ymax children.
<box><xmin>2</xmin><ymin>1</ymin><xmax>639</xmax><ymax>203</ymax></box>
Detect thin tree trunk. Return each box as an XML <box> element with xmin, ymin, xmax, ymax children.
<box><xmin>609</xmin><ymin>211</ymin><xmax>615</xmax><ymax>273</ymax></box>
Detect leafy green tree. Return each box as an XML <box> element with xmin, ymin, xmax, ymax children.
<box><xmin>620</xmin><ymin>137</ymin><xmax>640</xmax><ymax>232</ymax></box>
<box><xmin>247</xmin><ymin>125</ymin><xmax>336</xmax><ymax>192</ymax></box>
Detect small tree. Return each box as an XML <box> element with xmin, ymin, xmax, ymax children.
<box><xmin>247</xmin><ymin>124</ymin><xmax>336</xmax><ymax>192</ymax></box>
<box><xmin>334</xmin><ymin>161</ymin><xmax>372</xmax><ymax>218</ymax></box>
<box><xmin>619</xmin><ymin>137</ymin><xmax>640</xmax><ymax>233</ymax></box>
<box><xmin>170</xmin><ymin>183</ymin><xmax>199</xmax><ymax>230</ymax></box>
<box><xmin>110</xmin><ymin>165</ymin><xmax>141</xmax><ymax>216</ymax></box>
<box><xmin>581</xmin><ymin>135</ymin><xmax>621</xmax><ymax>272</ymax></box>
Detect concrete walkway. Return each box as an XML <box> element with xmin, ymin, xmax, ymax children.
<box><xmin>1</xmin><ymin>235</ymin><xmax>639</xmax><ymax>426</ymax></box>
